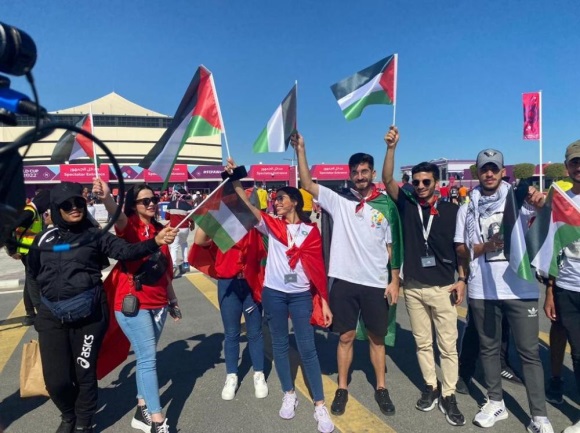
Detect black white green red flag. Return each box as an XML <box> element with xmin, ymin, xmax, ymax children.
<box><xmin>252</xmin><ymin>84</ymin><xmax>297</xmax><ymax>153</ymax></box>
<box><xmin>140</xmin><ymin>65</ymin><xmax>223</xmax><ymax>187</ymax></box>
<box><xmin>191</xmin><ymin>180</ymin><xmax>258</xmax><ymax>252</ymax></box>
<box><xmin>51</xmin><ymin>114</ymin><xmax>98</xmax><ymax>164</ymax></box>
<box><xmin>526</xmin><ymin>182</ymin><xmax>580</xmax><ymax>277</ymax></box>
<box><xmin>330</xmin><ymin>54</ymin><xmax>397</xmax><ymax>121</ymax></box>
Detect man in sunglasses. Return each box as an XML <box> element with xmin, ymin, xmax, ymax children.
<box><xmin>454</xmin><ymin>149</ymin><xmax>553</xmax><ymax>432</ymax></box>
<box><xmin>292</xmin><ymin>132</ymin><xmax>402</xmax><ymax>419</ymax></box>
<box><xmin>166</xmin><ymin>189</ymin><xmax>195</xmax><ymax>275</ymax></box>
<box><xmin>382</xmin><ymin>126</ymin><xmax>467</xmax><ymax>426</ymax></box>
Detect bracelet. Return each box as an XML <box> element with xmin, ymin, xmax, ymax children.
<box><xmin>457</xmin><ymin>277</ymin><xmax>467</xmax><ymax>283</ymax></box>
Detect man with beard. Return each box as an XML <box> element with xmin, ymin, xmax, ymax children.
<box><xmin>455</xmin><ymin>149</ymin><xmax>553</xmax><ymax>432</ymax></box>
<box><xmin>382</xmin><ymin>126</ymin><xmax>466</xmax><ymax>426</ymax></box>
<box><xmin>292</xmin><ymin>132</ymin><xmax>402</xmax><ymax>418</ymax></box>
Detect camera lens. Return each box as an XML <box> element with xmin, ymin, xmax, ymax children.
<box><xmin>0</xmin><ymin>22</ymin><xmax>37</xmax><ymax>76</ymax></box>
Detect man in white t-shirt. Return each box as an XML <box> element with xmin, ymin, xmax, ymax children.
<box><xmin>543</xmin><ymin>140</ymin><xmax>580</xmax><ymax>433</ymax></box>
<box><xmin>455</xmin><ymin>149</ymin><xmax>553</xmax><ymax>432</ymax></box>
<box><xmin>292</xmin><ymin>132</ymin><xmax>401</xmax><ymax>418</ymax></box>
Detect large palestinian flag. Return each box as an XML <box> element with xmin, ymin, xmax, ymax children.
<box><xmin>192</xmin><ymin>179</ymin><xmax>259</xmax><ymax>252</ymax></box>
<box><xmin>527</xmin><ymin>182</ymin><xmax>580</xmax><ymax>277</ymax></box>
<box><xmin>252</xmin><ymin>84</ymin><xmax>297</xmax><ymax>153</ymax></box>
<box><xmin>140</xmin><ymin>65</ymin><xmax>223</xmax><ymax>187</ymax></box>
<box><xmin>51</xmin><ymin>114</ymin><xmax>98</xmax><ymax>163</ymax></box>
<box><xmin>330</xmin><ymin>54</ymin><xmax>397</xmax><ymax>121</ymax></box>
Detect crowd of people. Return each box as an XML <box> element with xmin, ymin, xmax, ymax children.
<box><xmin>5</xmin><ymin>131</ymin><xmax>580</xmax><ymax>433</ymax></box>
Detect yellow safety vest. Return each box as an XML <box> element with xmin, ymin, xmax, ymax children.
<box><xmin>14</xmin><ymin>204</ymin><xmax>43</xmax><ymax>255</ymax></box>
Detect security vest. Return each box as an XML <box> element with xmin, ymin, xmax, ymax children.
<box><xmin>14</xmin><ymin>204</ymin><xmax>43</xmax><ymax>255</ymax></box>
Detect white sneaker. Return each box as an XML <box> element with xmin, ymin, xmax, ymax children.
<box><xmin>279</xmin><ymin>392</ymin><xmax>298</xmax><ymax>419</ymax></box>
<box><xmin>473</xmin><ymin>399</ymin><xmax>508</xmax><ymax>428</ymax></box>
<box><xmin>221</xmin><ymin>373</ymin><xmax>238</xmax><ymax>400</ymax></box>
<box><xmin>563</xmin><ymin>420</ymin><xmax>580</xmax><ymax>433</ymax></box>
<box><xmin>314</xmin><ymin>404</ymin><xmax>335</xmax><ymax>433</ymax></box>
<box><xmin>253</xmin><ymin>371</ymin><xmax>268</xmax><ymax>399</ymax></box>
<box><xmin>527</xmin><ymin>417</ymin><xmax>554</xmax><ymax>433</ymax></box>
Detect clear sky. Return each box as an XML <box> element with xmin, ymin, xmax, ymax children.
<box><xmin>4</xmin><ymin>1</ymin><xmax>580</xmax><ymax>177</ymax></box>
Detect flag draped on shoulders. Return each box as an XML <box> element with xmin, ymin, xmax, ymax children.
<box><xmin>51</xmin><ymin>114</ymin><xmax>98</xmax><ymax>163</ymax></box>
<box><xmin>527</xmin><ymin>181</ymin><xmax>580</xmax><ymax>277</ymax></box>
<box><xmin>330</xmin><ymin>54</ymin><xmax>397</xmax><ymax>121</ymax></box>
<box><xmin>140</xmin><ymin>65</ymin><xmax>223</xmax><ymax>187</ymax></box>
<box><xmin>191</xmin><ymin>180</ymin><xmax>258</xmax><ymax>253</ymax></box>
<box><xmin>253</xmin><ymin>84</ymin><xmax>297</xmax><ymax>153</ymax></box>
<box><xmin>501</xmin><ymin>183</ymin><xmax>535</xmax><ymax>282</ymax></box>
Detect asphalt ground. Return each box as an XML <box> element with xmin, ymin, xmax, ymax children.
<box><xmin>0</xmin><ymin>228</ymin><xmax>579</xmax><ymax>433</ymax></box>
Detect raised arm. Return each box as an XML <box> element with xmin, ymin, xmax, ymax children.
<box><xmin>92</xmin><ymin>177</ymin><xmax>128</xmax><ymax>231</ymax></box>
<box><xmin>291</xmin><ymin>132</ymin><xmax>319</xmax><ymax>199</ymax></box>
<box><xmin>382</xmin><ymin>125</ymin><xmax>401</xmax><ymax>201</ymax></box>
<box><xmin>225</xmin><ymin>158</ymin><xmax>263</xmax><ymax>222</ymax></box>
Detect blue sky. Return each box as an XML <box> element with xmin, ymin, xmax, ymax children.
<box><xmin>4</xmin><ymin>1</ymin><xmax>580</xmax><ymax>177</ymax></box>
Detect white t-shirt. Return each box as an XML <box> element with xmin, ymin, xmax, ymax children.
<box><xmin>555</xmin><ymin>192</ymin><xmax>580</xmax><ymax>292</ymax></box>
<box><xmin>455</xmin><ymin>203</ymin><xmax>539</xmax><ymax>300</ymax></box>
<box><xmin>317</xmin><ymin>185</ymin><xmax>391</xmax><ymax>289</ymax></box>
<box><xmin>256</xmin><ymin>219</ymin><xmax>312</xmax><ymax>294</ymax></box>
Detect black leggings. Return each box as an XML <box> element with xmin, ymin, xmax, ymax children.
<box><xmin>36</xmin><ymin>299</ymin><xmax>108</xmax><ymax>427</ymax></box>
<box><xmin>554</xmin><ymin>286</ymin><xmax>580</xmax><ymax>395</ymax></box>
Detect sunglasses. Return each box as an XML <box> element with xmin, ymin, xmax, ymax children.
<box><xmin>412</xmin><ymin>179</ymin><xmax>432</xmax><ymax>187</ymax></box>
<box><xmin>59</xmin><ymin>197</ymin><xmax>86</xmax><ymax>212</ymax></box>
<box><xmin>135</xmin><ymin>196</ymin><xmax>160</xmax><ymax>206</ymax></box>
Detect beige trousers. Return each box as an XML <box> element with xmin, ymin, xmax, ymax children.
<box><xmin>404</xmin><ymin>277</ymin><xmax>458</xmax><ymax>397</ymax></box>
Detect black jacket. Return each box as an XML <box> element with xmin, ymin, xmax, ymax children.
<box><xmin>28</xmin><ymin>226</ymin><xmax>159</xmax><ymax>302</ymax></box>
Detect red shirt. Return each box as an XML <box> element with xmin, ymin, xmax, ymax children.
<box><xmin>111</xmin><ymin>215</ymin><xmax>173</xmax><ymax>311</ymax></box>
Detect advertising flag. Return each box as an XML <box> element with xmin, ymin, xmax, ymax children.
<box><xmin>523</xmin><ymin>92</ymin><xmax>541</xmax><ymax>140</ymax></box>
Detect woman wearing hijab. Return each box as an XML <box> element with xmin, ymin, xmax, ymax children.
<box><xmin>226</xmin><ymin>159</ymin><xmax>335</xmax><ymax>433</ymax></box>
<box><xmin>27</xmin><ymin>182</ymin><xmax>176</xmax><ymax>433</ymax></box>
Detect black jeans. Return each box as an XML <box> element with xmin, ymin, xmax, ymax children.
<box><xmin>469</xmin><ymin>298</ymin><xmax>546</xmax><ymax>416</ymax></box>
<box><xmin>36</xmin><ymin>295</ymin><xmax>108</xmax><ymax>427</ymax></box>
<box><xmin>553</xmin><ymin>286</ymin><xmax>580</xmax><ymax>394</ymax></box>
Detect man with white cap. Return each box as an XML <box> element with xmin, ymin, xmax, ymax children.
<box><xmin>455</xmin><ymin>149</ymin><xmax>553</xmax><ymax>432</ymax></box>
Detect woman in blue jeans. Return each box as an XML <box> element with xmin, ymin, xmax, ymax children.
<box><xmin>228</xmin><ymin>159</ymin><xmax>335</xmax><ymax>433</ymax></box>
<box><xmin>191</xmin><ymin>227</ymin><xmax>268</xmax><ymax>400</ymax></box>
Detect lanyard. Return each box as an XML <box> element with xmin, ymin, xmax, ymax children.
<box><xmin>287</xmin><ymin>223</ymin><xmax>302</xmax><ymax>248</ymax></box>
<box><xmin>417</xmin><ymin>202</ymin><xmax>437</xmax><ymax>246</ymax></box>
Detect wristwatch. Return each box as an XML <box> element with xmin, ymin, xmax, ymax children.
<box><xmin>457</xmin><ymin>276</ymin><xmax>467</xmax><ymax>283</ymax></box>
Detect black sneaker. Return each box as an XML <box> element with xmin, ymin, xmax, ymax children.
<box><xmin>151</xmin><ymin>419</ymin><xmax>170</xmax><ymax>433</ymax></box>
<box><xmin>331</xmin><ymin>388</ymin><xmax>348</xmax><ymax>415</ymax></box>
<box><xmin>55</xmin><ymin>418</ymin><xmax>75</xmax><ymax>433</ymax></box>
<box><xmin>131</xmin><ymin>405</ymin><xmax>152</xmax><ymax>432</ymax></box>
<box><xmin>545</xmin><ymin>376</ymin><xmax>564</xmax><ymax>404</ymax></box>
<box><xmin>73</xmin><ymin>427</ymin><xmax>93</xmax><ymax>433</ymax></box>
<box><xmin>375</xmin><ymin>388</ymin><xmax>395</xmax><ymax>416</ymax></box>
<box><xmin>500</xmin><ymin>366</ymin><xmax>523</xmax><ymax>385</ymax></box>
<box><xmin>438</xmin><ymin>394</ymin><xmax>466</xmax><ymax>426</ymax></box>
<box><xmin>455</xmin><ymin>376</ymin><xmax>471</xmax><ymax>395</ymax></box>
<box><xmin>416</xmin><ymin>384</ymin><xmax>439</xmax><ymax>411</ymax></box>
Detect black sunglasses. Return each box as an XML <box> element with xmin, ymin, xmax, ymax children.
<box><xmin>59</xmin><ymin>197</ymin><xmax>86</xmax><ymax>212</ymax></box>
<box><xmin>135</xmin><ymin>196</ymin><xmax>160</xmax><ymax>206</ymax></box>
<box><xmin>412</xmin><ymin>179</ymin><xmax>432</xmax><ymax>187</ymax></box>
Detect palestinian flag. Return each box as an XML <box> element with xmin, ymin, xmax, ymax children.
<box><xmin>502</xmin><ymin>183</ymin><xmax>535</xmax><ymax>282</ymax></box>
<box><xmin>51</xmin><ymin>114</ymin><xmax>98</xmax><ymax>163</ymax></box>
<box><xmin>253</xmin><ymin>84</ymin><xmax>297</xmax><ymax>153</ymax></box>
<box><xmin>140</xmin><ymin>65</ymin><xmax>223</xmax><ymax>187</ymax></box>
<box><xmin>330</xmin><ymin>54</ymin><xmax>397</xmax><ymax>121</ymax></box>
<box><xmin>192</xmin><ymin>179</ymin><xmax>258</xmax><ymax>252</ymax></box>
<box><xmin>527</xmin><ymin>182</ymin><xmax>580</xmax><ymax>277</ymax></box>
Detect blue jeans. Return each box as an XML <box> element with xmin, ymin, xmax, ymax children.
<box><xmin>218</xmin><ymin>278</ymin><xmax>264</xmax><ymax>374</ymax></box>
<box><xmin>261</xmin><ymin>287</ymin><xmax>324</xmax><ymax>402</ymax></box>
<box><xmin>115</xmin><ymin>308</ymin><xmax>167</xmax><ymax>414</ymax></box>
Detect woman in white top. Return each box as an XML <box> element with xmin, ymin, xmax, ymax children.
<box><xmin>227</xmin><ymin>158</ymin><xmax>335</xmax><ymax>433</ymax></box>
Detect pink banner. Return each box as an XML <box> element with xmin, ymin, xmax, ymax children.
<box><xmin>523</xmin><ymin>92</ymin><xmax>541</xmax><ymax>140</ymax></box>
<box><xmin>190</xmin><ymin>165</ymin><xmax>224</xmax><ymax>180</ymax></box>
<box><xmin>23</xmin><ymin>165</ymin><xmax>60</xmax><ymax>182</ymax></box>
<box><xmin>60</xmin><ymin>164</ymin><xmax>110</xmax><ymax>182</ymax></box>
<box><xmin>249</xmin><ymin>164</ymin><xmax>290</xmax><ymax>181</ymax></box>
<box><xmin>310</xmin><ymin>164</ymin><xmax>350</xmax><ymax>180</ymax></box>
<box><xmin>144</xmin><ymin>164</ymin><xmax>189</xmax><ymax>182</ymax></box>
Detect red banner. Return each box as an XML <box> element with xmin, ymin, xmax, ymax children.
<box><xmin>310</xmin><ymin>164</ymin><xmax>350</xmax><ymax>180</ymax></box>
<box><xmin>60</xmin><ymin>164</ymin><xmax>110</xmax><ymax>182</ymax></box>
<box><xmin>249</xmin><ymin>164</ymin><xmax>290</xmax><ymax>181</ymax></box>
<box><xmin>144</xmin><ymin>164</ymin><xmax>189</xmax><ymax>182</ymax></box>
<box><xmin>523</xmin><ymin>92</ymin><xmax>541</xmax><ymax>140</ymax></box>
